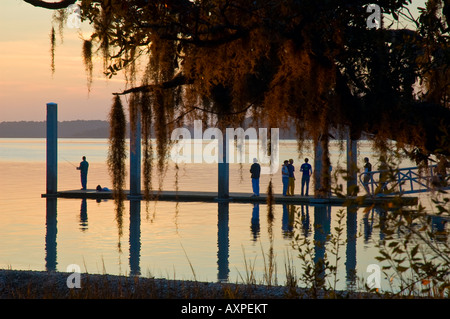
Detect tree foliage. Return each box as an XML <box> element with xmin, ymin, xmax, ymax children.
<box><xmin>27</xmin><ymin>0</ymin><xmax>450</xmax><ymax>196</ymax></box>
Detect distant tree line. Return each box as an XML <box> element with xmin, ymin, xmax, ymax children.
<box><xmin>0</xmin><ymin>120</ymin><xmax>110</xmax><ymax>138</ymax></box>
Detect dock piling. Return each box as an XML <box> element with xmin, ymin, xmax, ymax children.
<box><xmin>129</xmin><ymin>107</ymin><xmax>141</xmax><ymax>199</ymax></box>
<box><xmin>347</xmin><ymin>135</ymin><xmax>358</xmax><ymax>195</ymax></box>
<box><xmin>218</xmin><ymin>130</ymin><xmax>229</xmax><ymax>199</ymax></box>
<box><xmin>46</xmin><ymin>102</ymin><xmax>58</xmax><ymax>195</ymax></box>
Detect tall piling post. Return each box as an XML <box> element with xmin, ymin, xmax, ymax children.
<box><xmin>217</xmin><ymin>201</ymin><xmax>230</xmax><ymax>282</ymax></box>
<box><xmin>46</xmin><ymin>102</ymin><xmax>58</xmax><ymax>195</ymax></box>
<box><xmin>129</xmin><ymin>108</ymin><xmax>141</xmax><ymax>199</ymax></box>
<box><xmin>129</xmin><ymin>199</ymin><xmax>141</xmax><ymax>275</ymax></box>
<box><xmin>346</xmin><ymin>205</ymin><xmax>358</xmax><ymax>289</ymax></box>
<box><xmin>314</xmin><ymin>137</ymin><xmax>323</xmax><ymax>196</ymax></box>
<box><xmin>218</xmin><ymin>129</ymin><xmax>229</xmax><ymax>199</ymax></box>
<box><xmin>346</xmin><ymin>133</ymin><xmax>358</xmax><ymax>196</ymax></box>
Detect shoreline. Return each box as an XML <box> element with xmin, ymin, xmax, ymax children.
<box><xmin>0</xmin><ymin>269</ymin><xmax>375</xmax><ymax>299</ymax></box>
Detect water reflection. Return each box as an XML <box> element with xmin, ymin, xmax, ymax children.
<box><xmin>282</xmin><ymin>204</ymin><xmax>295</xmax><ymax>239</ymax></box>
<box><xmin>300</xmin><ymin>205</ymin><xmax>311</xmax><ymax>237</ymax></box>
<box><xmin>45</xmin><ymin>198</ymin><xmax>57</xmax><ymax>271</ymax></box>
<box><xmin>346</xmin><ymin>206</ymin><xmax>357</xmax><ymax>289</ymax></box>
<box><xmin>80</xmin><ymin>198</ymin><xmax>88</xmax><ymax>232</ymax></box>
<box><xmin>42</xmin><ymin>197</ymin><xmax>447</xmax><ymax>290</ymax></box>
<box><xmin>129</xmin><ymin>200</ymin><xmax>141</xmax><ymax>276</ymax></box>
<box><xmin>431</xmin><ymin>215</ymin><xmax>449</xmax><ymax>242</ymax></box>
<box><xmin>250</xmin><ymin>203</ymin><xmax>260</xmax><ymax>242</ymax></box>
<box><xmin>217</xmin><ymin>202</ymin><xmax>229</xmax><ymax>283</ymax></box>
<box><xmin>44</xmin><ymin>198</ymin><xmax>143</xmax><ymax>277</ymax></box>
<box><xmin>313</xmin><ymin>204</ymin><xmax>331</xmax><ymax>283</ymax></box>
<box><xmin>43</xmin><ymin>198</ymin><xmax>353</xmax><ymax>284</ymax></box>
<box><xmin>363</xmin><ymin>207</ymin><xmax>387</xmax><ymax>243</ymax></box>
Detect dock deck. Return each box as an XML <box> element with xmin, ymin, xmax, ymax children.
<box><xmin>42</xmin><ymin>189</ymin><xmax>418</xmax><ymax>206</ymax></box>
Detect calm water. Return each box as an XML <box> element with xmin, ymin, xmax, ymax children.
<box><xmin>0</xmin><ymin>138</ymin><xmax>445</xmax><ymax>292</ymax></box>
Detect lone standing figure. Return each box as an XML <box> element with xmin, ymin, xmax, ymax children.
<box><xmin>287</xmin><ymin>159</ymin><xmax>295</xmax><ymax>196</ymax></box>
<box><xmin>300</xmin><ymin>158</ymin><xmax>313</xmax><ymax>196</ymax></box>
<box><xmin>363</xmin><ymin>157</ymin><xmax>372</xmax><ymax>195</ymax></box>
<box><xmin>77</xmin><ymin>156</ymin><xmax>89</xmax><ymax>190</ymax></box>
<box><xmin>282</xmin><ymin>160</ymin><xmax>290</xmax><ymax>196</ymax></box>
<box><xmin>250</xmin><ymin>158</ymin><xmax>261</xmax><ymax>197</ymax></box>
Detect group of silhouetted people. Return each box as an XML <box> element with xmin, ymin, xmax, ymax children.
<box><xmin>250</xmin><ymin>158</ymin><xmax>313</xmax><ymax>197</ymax></box>
<box><xmin>281</xmin><ymin>158</ymin><xmax>313</xmax><ymax>196</ymax></box>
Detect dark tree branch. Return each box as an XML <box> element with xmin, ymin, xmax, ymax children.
<box><xmin>168</xmin><ymin>29</ymin><xmax>249</xmax><ymax>47</ymax></box>
<box><xmin>113</xmin><ymin>74</ymin><xmax>192</xmax><ymax>95</ymax></box>
<box><xmin>165</xmin><ymin>102</ymin><xmax>256</xmax><ymax>126</ymax></box>
<box><xmin>22</xmin><ymin>0</ymin><xmax>77</xmax><ymax>10</ymax></box>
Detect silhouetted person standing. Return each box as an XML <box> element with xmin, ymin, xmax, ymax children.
<box><xmin>77</xmin><ymin>156</ymin><xmax>89</xmax><ymax>190</ymax></box>
<box><xmin>282</xmin><ymin>160</ymin><xmax>290</xmax><ymax>196</ymax></box>
<box><xmin>363</xmin><ymin>157</ymin><xmax>372</xmax><ymax>195</ymax></box>
<box><xmin>300</xmin><ymin>158</ymin><xmax>313</xmax><ymax>196</ymax></box>
<box><xmin>287</xmin><ymin>159</ymin><xmax>295</xmax><ymax>196</ymax></box>
<box><xmin>250</xmin><ymin>158</ymin><xmax>261</xmax><ymax>196</ymax></box>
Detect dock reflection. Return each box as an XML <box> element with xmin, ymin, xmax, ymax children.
<box><xmin>43</xmin><ymin>198</ymin><xmax>407</xmax><ymax>288</ymax></box>
<box><xmin>45</xmin><ymin>198</ymin><xmax>57</xmax><ymax>272</ymax></box>
<box><xmin>129</xmin><ymin>200</ymin><xmax>141</xmax><ymax>276</ymax></box>
<box><xmin>346</xmin><ymin>206</ymin><xmax>357</xmax><ymax>289</ymax></box>
<box><xmin>313</xmin><ymin>204</ymin><xmax>331</xmax><ymax>284</ymax></box>
<box><xmin>217</xmin><ymin>202</ymin><xmax>230</xmax><ymax>283</ymax></box>
<box><xmin>80</xmin><ymin>198</ymin><xmax>88</xmax><ymax>232</ymax></box>
<box><xmin>44</xmin><ymin>198</ymin><xmax>144</xmax><ymax>276</ymax></box>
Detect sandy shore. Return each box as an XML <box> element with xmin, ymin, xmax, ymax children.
<box><xmin>0</xmin><ymin>269</ymin><xmax>299</xmax><ymax>299</ymax></box>
<box><xmin>0</xmin><ymin>269</ymin><xmax>389</xmax><ymax>318</ymax></box>
<box><xmin>0</xmin><ymin>268</ymin><xmax>384</xmax><ymax>300</ymax></box>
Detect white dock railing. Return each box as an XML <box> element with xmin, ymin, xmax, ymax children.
<box><xmin>359</xmin><ymin>165</ymin><xmax>449</xmax><ymax>195</ymax></box>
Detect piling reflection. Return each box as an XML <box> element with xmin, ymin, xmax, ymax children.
<box><xmin>362</xmin><ymin>208</ymin><xmax>374</xmax><ymax>242</ymax></box>
<box><xmin>363</xmin><ymin>206</ymin><xmax>387</xmax><ymax>243</ymax></box>
<box><xmin>346</xmin><ymin>206</ymin><xmax>357</xmax><ymax>289</ymax></box>
<box><xmin>376</xmin><ymin>207</ymin><xmax>387</xmax><ymax>242</ymax></box>
<box><xmin>313</xmin><ymin>204</ymin><xmax>331</xmax><ymax>283</ymax></box>
<box><xmin>217</xmin><ymin>202</ymin><xmax>229</xmax><ymax>283</ymax></box>
<box><xmin>80</xmin><ymin>198</ymin><xmax>88</xmax><ymax>231</ymax></box>
<box><xmin>129</xmin><ymin>200</ymin><xmax>141</xmax><ymax>276</ymax></box>
<box><xmin>431</xmin><ymin>215</ymin><xmax>448</xmax><ymax>242</ymax></box>
<box><xmin>42</xmin><ymin>197</ymin><xmax>423</xmax><ymax>289</ymax></box>
<box><xmin>45</xmin><ymin>198</ymin><xmax>57</xmax><ymax>271</ymax></box>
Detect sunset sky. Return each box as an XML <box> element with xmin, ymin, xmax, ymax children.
<box><xmin>0</xmin><ymin>0</ymin><xmax>426</xmax><ymax>122</ymax></box>
<box><xmin>0</xmin><ymin>0</ymin><xmax>125</xmax><ymax>122</ymax></box>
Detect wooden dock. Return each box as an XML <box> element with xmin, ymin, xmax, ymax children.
<box><xmin>42</xmin><ymin>189</ymin><xmax>418</xmax><ymax>207</ymax></box>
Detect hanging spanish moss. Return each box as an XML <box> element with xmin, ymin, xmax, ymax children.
<box><xmin>115</xmin><ymin>200</ymin><xmax>124</xmax><ymax>252</ymax></box>
<box><xmin>313</xmin><ymin>133</ymin><xmax>332</xmax><ymax>198</ymax></box>
<box><xmin>93</xmin><ymin>2</ymin><xmax>113</xmax><ymax>74</ymax></box>
<box><xmin>265</xmin><ymin>179</ymin><xmax>276</xmax><ymax>286</ymax></box>
<box><xmin>45</xmin><ymin>0</ymin><xmax>450</xmax><ymax>200</ymax></box>
<box><xmin>82</xmin><ymin>39</ymin><xmax>93</xmax><ymax>93</ymax></box>
<box><xmin>107</xmin><ymin>95</ymin><xmax>127</xmax><ymax>203</ymax></box>
<box><xmin>174</xmin><ymin>163</ymin><xmax>179</xmax><ymax>195</ymax></box>
<box><xmin>50</xmin><ymin>27</ymin><xmax>56</xmax><ymax>75</ymax></box>
<box><xmin>128</xmin><ymin>92</ymin><xmax>138</xmax><ymax>143</ymax></box>
<box><xmin>140</xmin><ymin>91</ymin><xmax>153</xmax><ymax>201</ymax></box>
<box><xmin>52</xmin><ymin>9</ymin><xmax>66</xmax><ymax>44</ymax></box>
<box><xmin>239</xmin><ymin>163</ymin><xmax>244</xmax><ymax>183</ymax></box>
<box><xmin>153</xmin><ymin>89</ymin><xmax>170</xmax><ymax>191</ymax></box>
<box><xmin>138</xmin><ymin>32</ymin><xmax>179</xmax><ymax>194</ymax></box>
<box><xmin>266</xmin><ymin>180</ymin><xmax>274</xmax><ymax>218</ymax></box>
